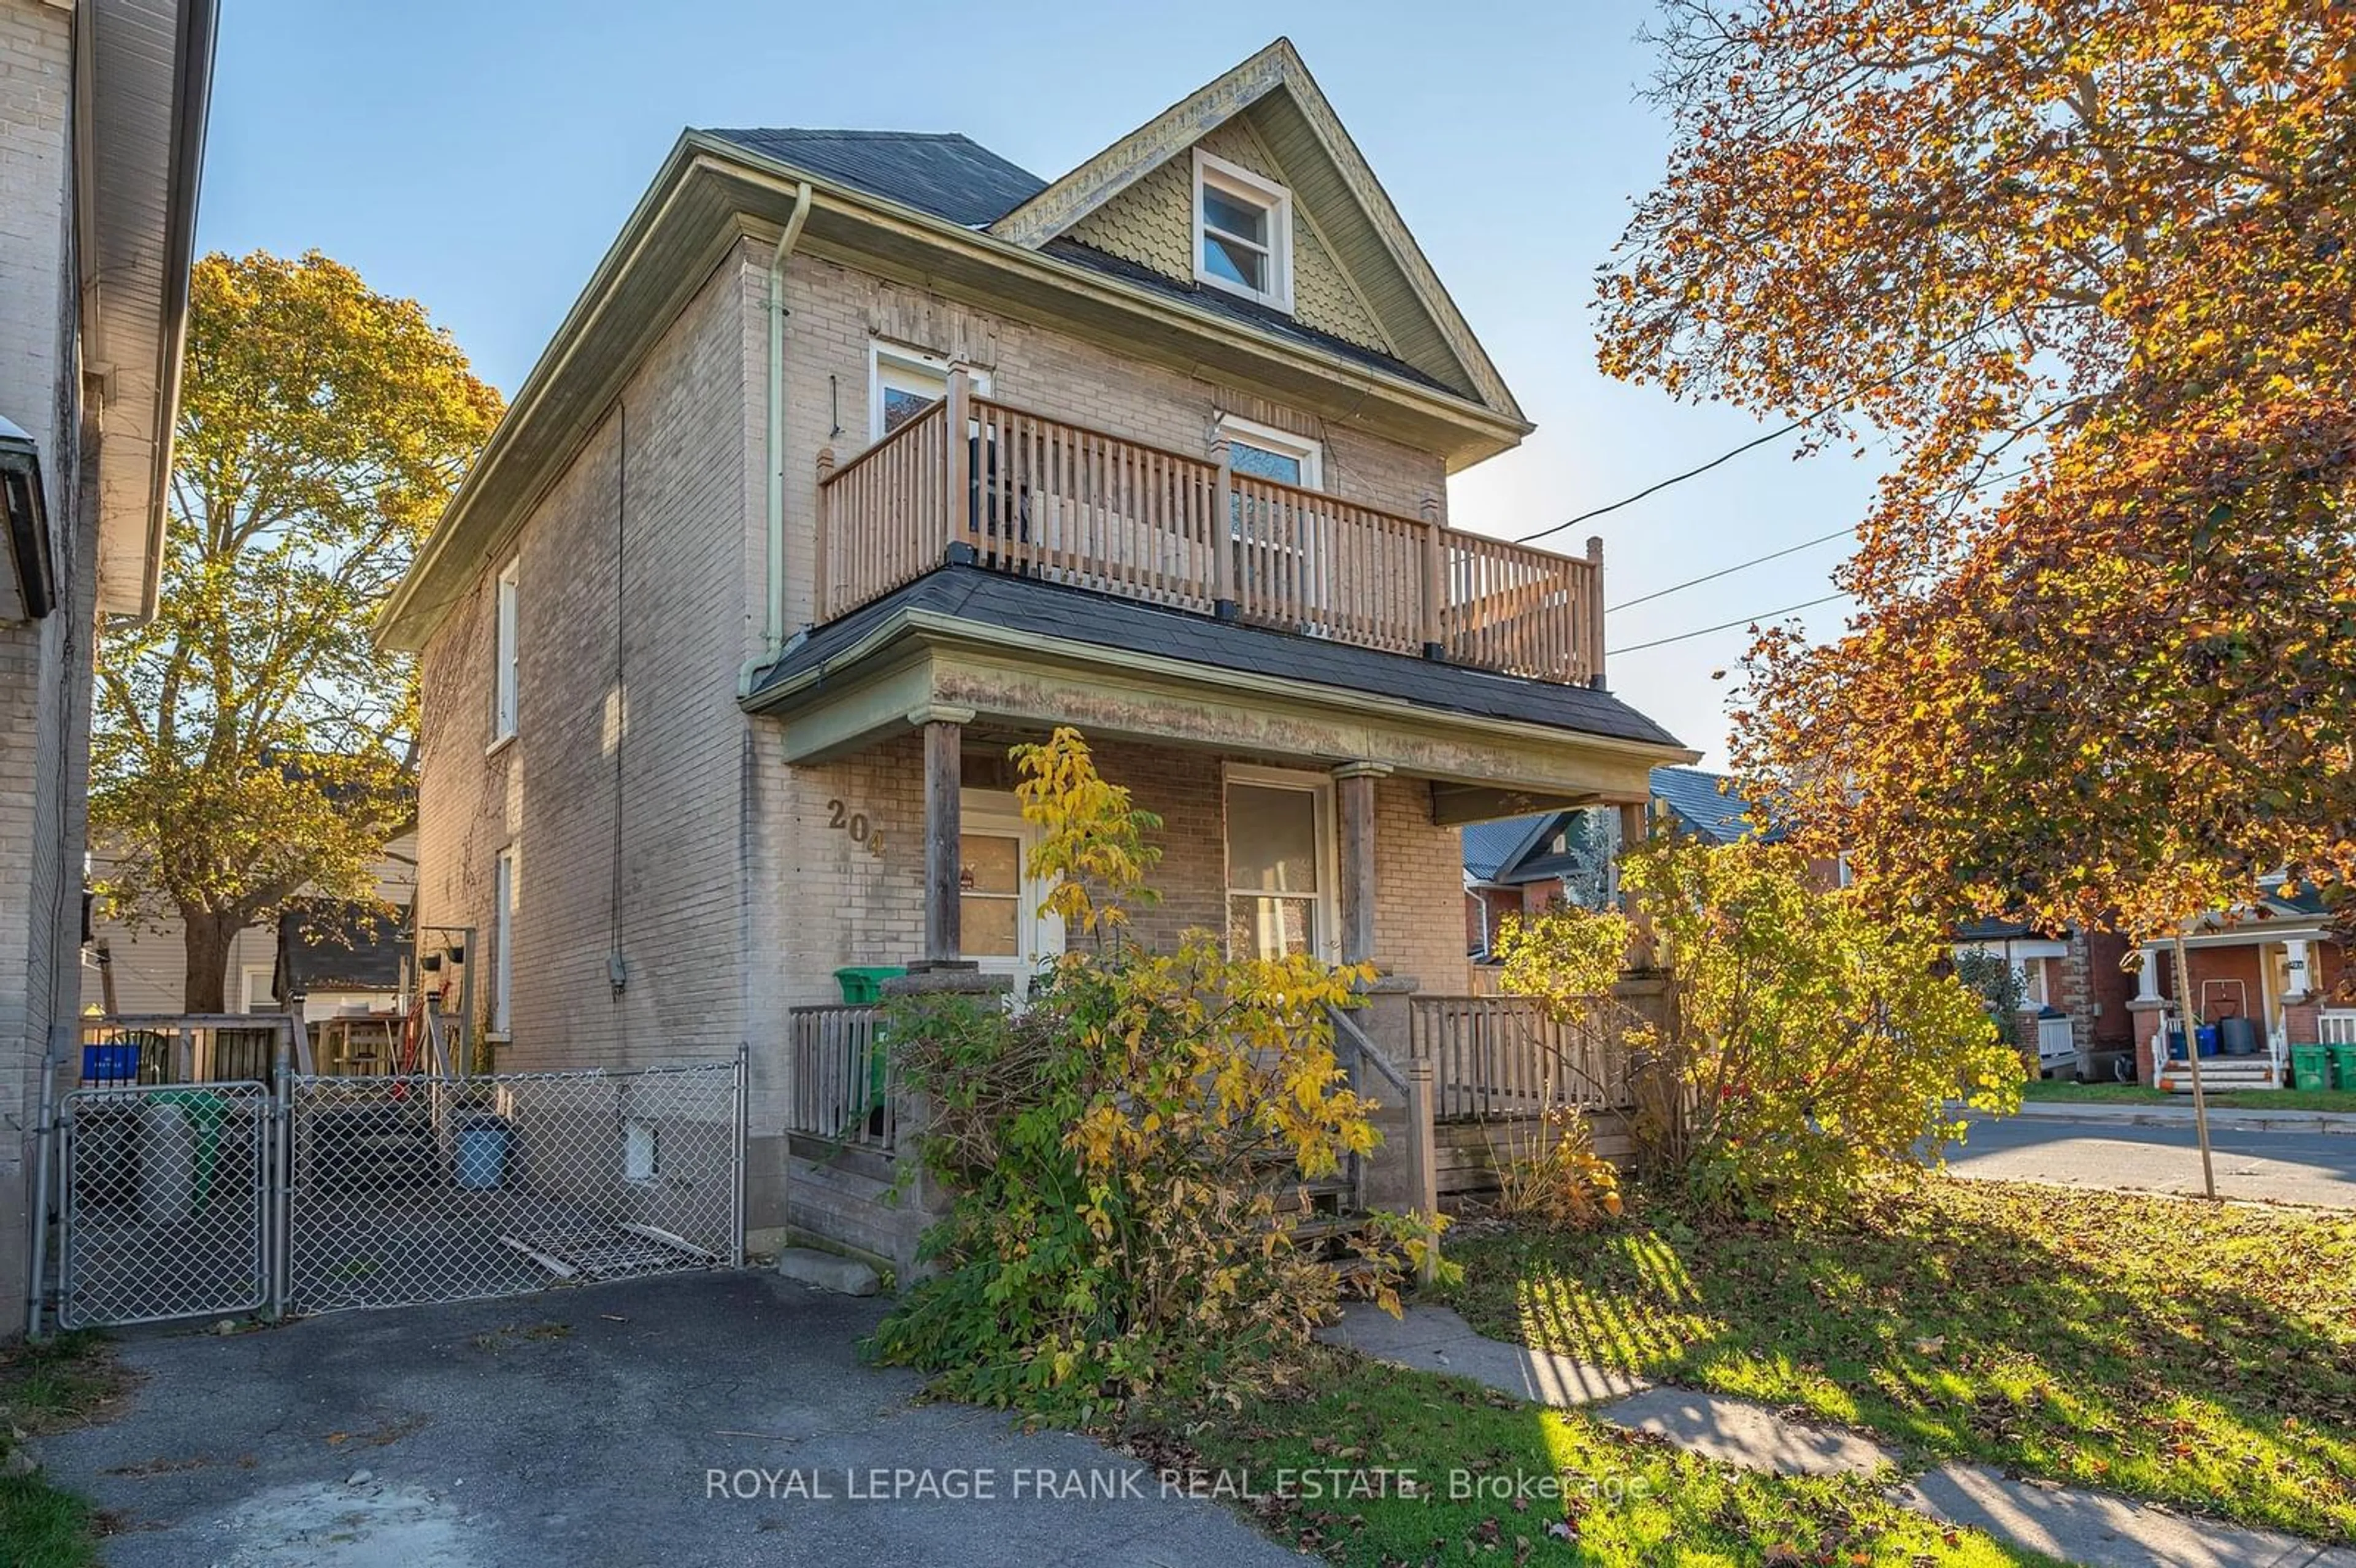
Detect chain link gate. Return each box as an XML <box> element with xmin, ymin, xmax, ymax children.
<box><xmin>55</xmin><ymin>1083</ymin><xmax>274</xmax><ymax>1330</ymax></box>
<box><xmin>47</xmin><ymin>1053</ymin><xmax>746</xmax><ymax>1329</ymax></box>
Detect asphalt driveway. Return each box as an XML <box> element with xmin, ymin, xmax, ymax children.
<box><xmin>1953</xmin><ymin>1113</ymin><xmax>2356</xmax><ymax>1207</ymax></box>
<box><xmin>33</xmin><ymin>1271</ymin><xmax>1311</xmax><ymax>1567</ymax></box>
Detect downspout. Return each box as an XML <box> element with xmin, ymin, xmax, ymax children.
<box><xmin>741</xmin><ymin>180</ymin><xmax>812</xmax><ymax>696</ymax></box>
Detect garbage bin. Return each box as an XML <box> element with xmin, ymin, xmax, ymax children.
<box><xmin>2328</xmin><ymin>1043</ymin><xmax>2356</xmax><ymax>1093</ymax></box>
<box><xmin>2291</xmin><ymin>1043</ymin><xmax>2330</xmax><ymax>1093</ymax></box>
<box><xmin>145</xmin><ymin>1089</ymin><xmax>229</xmax><ymax>1221</ymax></box>
<box><xmin>833</xmin><ymin>966</ymin><xmax>906</xmax><ymax>1005</ymax></box>
<box><xmin>455</xmin><ymin>1115</ymin><xmax>514</xmax><ymax>1189</ymax></box>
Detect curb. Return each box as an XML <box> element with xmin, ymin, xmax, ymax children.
<box><xmin>1993</xmin><ymin>1101</ymin><xmax>2356</xmax><ymax>1137</ymax></box>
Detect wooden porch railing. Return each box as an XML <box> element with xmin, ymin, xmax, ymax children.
<box><xmin>788</xmin><ymin>1004</ymin><xmax>897</xmax><ymax>1153</ymax></box>
<box><xmin>814</xmin><ymin>375</ymin><xmax>1606</xmax><ymax>686</ymax></box>
<box><xmin>1407</xmin><ymin>994</ymin><xmax>1636</xmax><ymax>1121</ymax></box>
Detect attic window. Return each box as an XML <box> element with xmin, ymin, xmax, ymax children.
<box><xmin>1193</xmin><ymin>150</ymin><xmax>1292</xmax><ymax>312</ymax></box>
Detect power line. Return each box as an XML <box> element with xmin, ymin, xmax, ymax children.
<box><xmin>1606</xmin><ymin>592</ymin><xmax>1850</xmax><ymax>656</ymax></box>
<box><xmin>1606</xmin><ymin>526</ymin><xmax>1852</xmax><ymax>613</ymax></box>
<box><xmin>1517</xmin><ymin>320</ymin><xmax>1996</xmax><ymax>547</ymax></box>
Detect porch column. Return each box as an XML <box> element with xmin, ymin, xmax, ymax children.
<box><xmin>912</xmin><ymin>705</ymin><xmax>976</xmax><ymax>969</ymax></box>
<box><xmin>1333</xmin><ymin>762</ymin><xmax>1390</xmax><ymax>968</ymax></box>
<box><xmin>2134</xmin><ymin>948</ymin><xmax>2163</xmax><ymax>1002</ymax></box>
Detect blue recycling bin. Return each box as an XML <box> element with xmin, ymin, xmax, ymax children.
<box><xmin>455</xmin><ymin>1115</ymin><xmax>513</xmax><ymax>1189</ymax></box>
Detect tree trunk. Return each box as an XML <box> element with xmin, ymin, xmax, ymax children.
<box><xmin>180</xmin><ymin>907</ymin><xmax>244</xmax><ymax>1013</ymax></box>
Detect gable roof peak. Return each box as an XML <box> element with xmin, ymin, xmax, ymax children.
<box><xmin>987</xmin><ymin>39</ymin><xmax>1520</xmax><ymax>421</ymax></box>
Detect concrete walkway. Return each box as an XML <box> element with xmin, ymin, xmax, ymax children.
<box><xmin>1318</xmin><ymin>1303</ymin><xmax>2356</xmax><ymax>1568</ymax></box>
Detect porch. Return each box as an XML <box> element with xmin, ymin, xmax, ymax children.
<box><xmin>2128</xmin><ymin>924</ymin><xmax>2351</xmax><ymax>1093</ymax></box>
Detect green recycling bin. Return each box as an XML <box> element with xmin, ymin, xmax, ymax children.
<box><xmin>833</xmin><ymin>966</ymin><xmax>905</xmax><ymax>1005</ymax></box>
<box><xmin>2290</xmin><ymin>1043</ymin><xmax>2329</xmax><ymax>1092</ymax></box>
<box><xmin>2328</xmin><ymin>1044</ymin><xmax>2356</xmax><ymax>1093</ymax></box>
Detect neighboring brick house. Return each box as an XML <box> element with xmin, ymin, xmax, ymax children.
<box><xmin>2118</xmin><ymin>885</ymin><xmax>2351</xmax><ymax>1092</ymax></box>
<box><xmin>1463</xmin><ymin>766</ymin><xmax>1803</xmax><ymax>961</ymax></box>
<box><xmin>0</xmin><ymin>0</ymin><xmax>216</xmax><ymax>1329</ymax></box>
<box><xmin>380</xmin><ymin>40</ymin><xmax>1695</xmax><ymax>1270</ymax></box>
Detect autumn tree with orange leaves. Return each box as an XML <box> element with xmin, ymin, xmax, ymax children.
<box><xmin>1600</xmin><ymin>1</ymin><xmax>2356</xmax><ymax>951</ymax></box>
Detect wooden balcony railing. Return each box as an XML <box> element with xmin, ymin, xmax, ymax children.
<box><xmin>815</xmin><ymin>374</ymin><xmax>1606</xmax><ymax>686</ymax></box>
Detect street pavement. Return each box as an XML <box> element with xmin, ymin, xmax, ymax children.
<box><xmin>1952</xmin><ymin>1112</ymin><xmax>2356</xmax><ymax>1207</ymax></box>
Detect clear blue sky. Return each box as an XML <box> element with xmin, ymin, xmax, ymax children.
<box><xmin>196</xmin><ymin>0</ymin><xmax>1882</xmax><ymax>767</ymax></box>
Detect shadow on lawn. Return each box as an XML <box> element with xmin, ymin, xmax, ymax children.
<box><xmin>1455</xmin><ymin>1184</ymin><xmax>2356</xmax><ymax>1540</ymax></box>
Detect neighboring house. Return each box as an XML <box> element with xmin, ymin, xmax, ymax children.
<box><xmin>2120</xmin><ymin>882</ymin><xmax>2352</xmax><ymax>1091</ymax></box>
<box><xmin>380</xmin><ymin>40</ymin><xmax>1695</xmax><ymax>1270</ymax></box>
<box><xmin>1950</xmin><ymin>919</ymin><xmax>2138</xmax><ymax>1078</ymax></box>
<box><xmin>0</xmin><ymin>0</ymin><xmax>216</xmax><ymax>1326</ymax></box>
<box><xmin>1463</xmin><ymin>766</ymin><xmax>1800</xmax><ymax>958</ymax></box>
<box><xmin>82</xmin><ymin>832</ymin><xmax>418</xmax><ymax>1019</ymax></box>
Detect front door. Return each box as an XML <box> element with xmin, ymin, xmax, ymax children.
<box><xmin>959</xmin><ymin>791</ymin><xmax>1063</xmax><ymax>985</ymax></box>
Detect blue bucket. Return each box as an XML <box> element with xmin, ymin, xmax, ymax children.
<box><xmin>455</xmin><ymin>1116</ymin><xmax>512</xmax><ymax>1189</ymax></box>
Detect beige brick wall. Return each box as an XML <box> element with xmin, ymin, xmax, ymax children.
<box><xmin>0</xmin><ymin>0</ymin><xmax>82</xmax><ymax>1331</ymax></box>
<box><xmin>414</xmin><ymin>251</ymin><xmax>762</xmax><ymax>1082</ymax></box>
<box><xmin>1066</xmin><ymin>117</ymin><xmax>1393</xmax><ymax>356</ymax></box>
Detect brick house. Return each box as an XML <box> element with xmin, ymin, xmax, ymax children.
<box><xmin>0</xmin><ymin>0</ymin><xmax>215</xmax><ymax>1329</ymax></box>
<box><xmin>381</xmin><ymin>40</ymin><xmax>1694</xmax><ymax>1270</ymax></box>
<box><xmin>2119</xmin><ymin>886</ymin><xmax>2352</xmax><ymax>1092</ymax></box>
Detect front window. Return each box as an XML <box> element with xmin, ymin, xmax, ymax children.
<box><xmin>1193</xmin><ymin>150</ymin><xmax>1292</xmax><ymax>311</ymax></box>
<box><xmin>1225</xmin><ymin>774</ymin><xmax>1331</xmax><ymax>961</ymax></box>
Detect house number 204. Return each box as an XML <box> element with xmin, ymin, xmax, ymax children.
<box><xmin>827</xmin><ymin>799</ymin><xmax>886</xmax><ymax>855</ymax></box>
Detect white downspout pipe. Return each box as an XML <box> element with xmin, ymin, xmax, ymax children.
<box><xmin>742</xmin><ymin>180</ymin><xmax>812</xmax><ymax>694</ymax></box>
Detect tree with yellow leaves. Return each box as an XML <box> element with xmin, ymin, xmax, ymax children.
<box><xmin>90</xmin><ymin>252</ymin><xmax>502</xmax><ymax>1009</ymax></box>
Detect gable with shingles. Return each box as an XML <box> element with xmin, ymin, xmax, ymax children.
<box><xmin>1066</xmin><ymin>116</ymin><xmax>1394</xmax><ymax>356</ymax></box>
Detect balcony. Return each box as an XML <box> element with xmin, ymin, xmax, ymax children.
<box><xmin>814</xmin><ymin>375</ymin><xmax>1605</xmax><ymax>687</ymax></box>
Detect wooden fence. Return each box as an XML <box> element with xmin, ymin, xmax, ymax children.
<box><xmin>1407</xmin><ymin>994</ymin><xmax>1636</xmax><ymax>1121</ymax></box>
<box><xmin>787</xmin><ymin>1004</ymin><xmax>896</xmax><ymax>1153</ymax></box>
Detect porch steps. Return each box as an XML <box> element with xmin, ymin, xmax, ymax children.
<box><xmin>2154</xmin><ymin>1058</ymin><xmax>2282</xmax><ymax>1093</ymax></box>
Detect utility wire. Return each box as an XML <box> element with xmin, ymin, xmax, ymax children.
<box><xmin>1606</xmin><ymin>592</ymin><xmax>1850</xmax><ymax>657</ymax></box>
<box><xmin>1517</xmin><ymin>320</ymin><xmax>1996</xmax><ymax>547</ymax></box>
<box><xmin>1606</xmin><ymin>526</ymin><xmax>1853</xmax><ymax>613</ymax></box>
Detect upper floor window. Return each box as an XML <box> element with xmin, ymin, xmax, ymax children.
<box><xmin>492</xmin><ymin>556</ymin><xmax>519</xmax><ymax>742</ymax></box>
<box><xmin>870</xmin><ymin>343</ymin><xmax>992</xmax><ymax>440</ymax></box>
<box><xmin>1193</xmin><ymin>150</ymin><xmax>1292</xmax><ymax>312</ymax></box>
<box><xmin>1217</xmin><ymin>414</ymin><xmax>1322</xmax><ymax>490</ymax></box>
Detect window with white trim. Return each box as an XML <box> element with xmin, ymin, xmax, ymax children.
<box><xmin>869</xmin><ymin>343</ymin><xmax>991</xmax><ymax>440</ymax></box>
<box><xmin>492</xmin><ymin>845</ymin><xmax>517</xmax><ymax>1037</ymax></box>
<box><xmin>1193</xmin><ymin>149</ymin><xmax>1292</xmax><ymax>311</ymax></box>
<box><xmin>492</xmin><ymin>557</ymin><xmax>519</xmax><ymax>742</ymax></box>
<box><xmin>1217</xmin><ymin>413</ymin><xmax>1322</xmax><ymax>491</ymax></box>
<box><xmin>1223</xmin><ymin>767</ymin><xmax>1336</xmax><ymax>961</ymax></box>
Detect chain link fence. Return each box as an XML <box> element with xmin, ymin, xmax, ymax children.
<box><xmin>46</xmin><ymin>1057</ymin><xmax>744</xmax><ymax>1329</ymax></box>
<box><xmin>285</xmin><ymin>1061</ymin><xmax>744</xmax><ymax>1315</ymax></box>
<box><xmin>56</xmin><ymin>1082</ymin><xmax>272</xmax><ymax>1329</ymax></box>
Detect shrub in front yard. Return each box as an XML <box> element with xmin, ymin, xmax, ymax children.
<box><xmin>870</xmin><ymin>729</ymin><xmax>1438</xmax><ymax>1420</ymax></box>
<box><xmin>1496</xmin><ymin>832</ymin><xmax>2021</xmax><ymax>1211</ymax></box>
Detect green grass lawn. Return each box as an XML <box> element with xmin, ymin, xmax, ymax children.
<box><xmin>1144</xmin><ymin>1347</ymin><xmax>2054</xmax><ymax>1566</ymax></box>
<box><xmin>0</xmin><ymin>1332</ymin><xmax>128</xmax><ymax>1568</ymax></box>
<box><xmin>2019</xmin><ymin>1079</ymin><xmax>2356</xmax><ymax>1112</ymax></box>
<box><xmin>1444</xmin><ymin>1178</ymin><xmax>2356</xmax><ymax>1543</ymax></box>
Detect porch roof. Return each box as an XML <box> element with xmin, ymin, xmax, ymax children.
<box><xmin>748</xmin><ymin>565</ymin><xmax>1681</xmax><ymax>747</ymax></box>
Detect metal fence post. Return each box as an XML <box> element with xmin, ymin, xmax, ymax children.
<box><xmin>271</xmin><ymin>1067</ymin><xmax>293</xmax><ymax>1319</ymax></box>
<box><xmin>731</xmin><ymin>1043</ymin><xmax>749</xmax><ymax>1269</ymax></box>
<box><xmin>25</xmin><ymin>1052</ymin><xmax>63</xmax><ymax>1339</ymax></box>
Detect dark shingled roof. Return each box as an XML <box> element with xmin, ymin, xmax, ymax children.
<box><xmin>701</xmin><ymin>129</ymin><xmax>1047</xmax><ymax>228</ymax></box>
<box><xmin>1650</xmin><ymin>765</ymin><xmax>1781</xmax><ymax>845</ymax></box>
<box><xmin>1465</xmin><ymin>815</ymin><xmax>1557</xmax><ymax>883</ymax></box>
<box><xmin>751</xmin><ymin>565</ymin><xmax>1684</xmax><ymax>749</ymax></box>
<box><xmin>700</xmin><ymin>129</ymin><xmax>1457</xmax><ymax>395</ymax></box>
